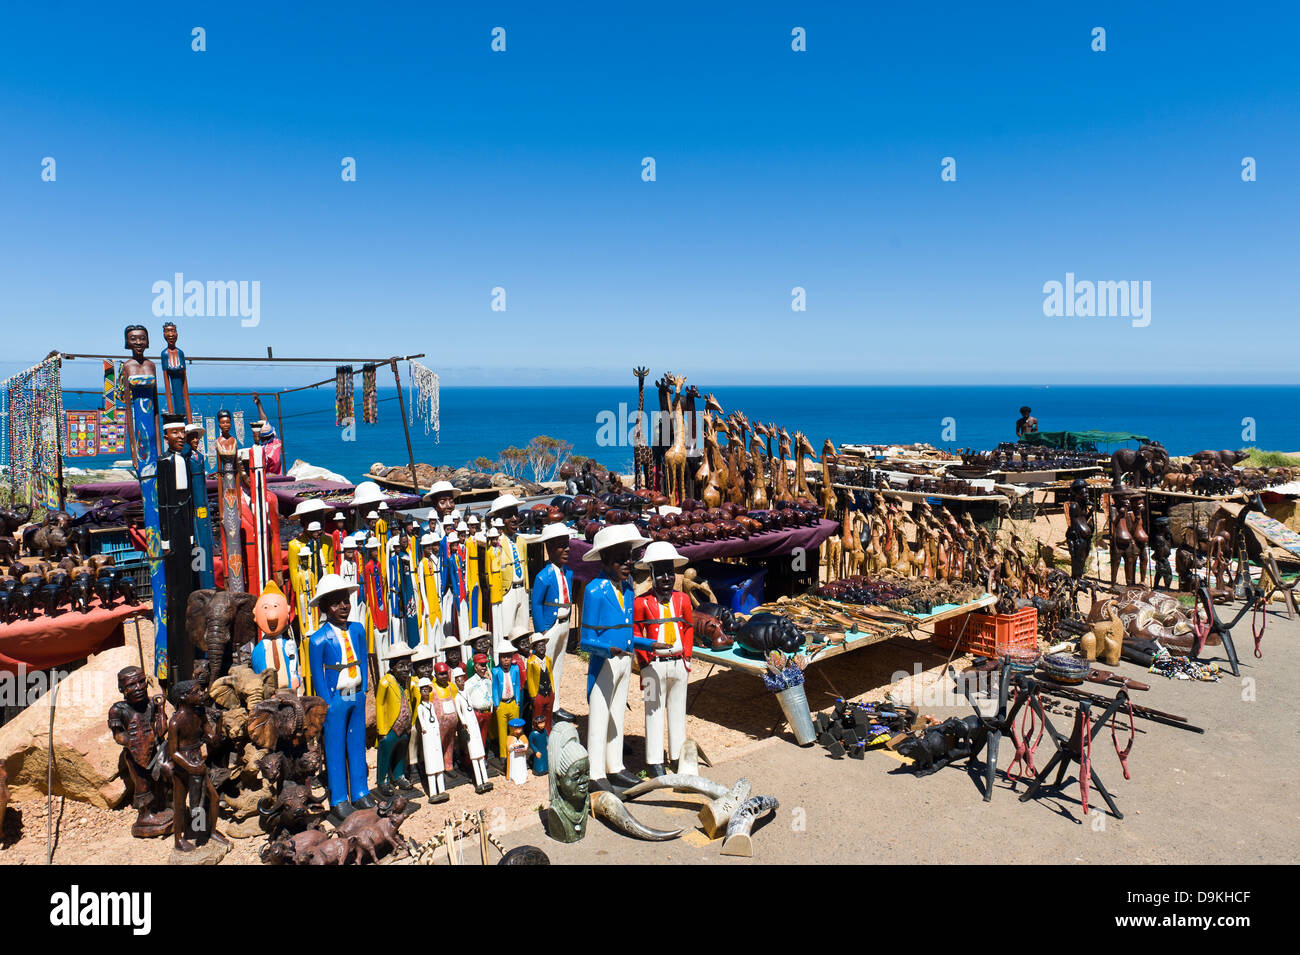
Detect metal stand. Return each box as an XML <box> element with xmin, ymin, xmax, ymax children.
<box><xmin>951</xmin><ymin>659</ymin><xmax>1049</xmax><ymax>803</ymax></box>
<box><xmin>1018</xmin><ymin>693</ymin><xmax>1127</xmax><ymax>819</ymax></box>
<box><xmin>1193</xmin><ymin>582</ymin><xmax>1263</xmax><ymax>677</ymax></box>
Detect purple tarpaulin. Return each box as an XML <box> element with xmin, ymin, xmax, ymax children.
<box><xmin>566</xmin><ymin>518</ymin><xmax>839</xmax><ymax>583</ymax></box>
<box><xmin>72</xmin><ymin>477</ymin><xmax>420</xmax><ymax>513</ymax></box>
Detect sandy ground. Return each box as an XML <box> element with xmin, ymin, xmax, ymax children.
<box><xmin>505</xmin><ymin>608</ymin><xmax>1300</xmax><ymax>865</ymax></box>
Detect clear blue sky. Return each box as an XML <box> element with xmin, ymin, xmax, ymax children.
<box><xmin>3</xmin><ymin>2</ymin><xmax>1296</xmax><ymax>389</ymax></box>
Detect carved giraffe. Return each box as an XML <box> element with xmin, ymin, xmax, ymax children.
<box><xmin>820</xmin><ymin>439</ymin><xmax>838</xmax><ymax>519</ymax></box>
<box><xmin>632</xmin><ymin>367</ymin><xmax>652</xmax><ymax>490</ymax></box>
<box><xmin>663</xmin><ymin>374</ymin><xmax>689</xmax><ymax>504</ymax></box>
<box><xmin>793</xmin><ymin>431</ymin><xmax>814</xmax><ymax>500</ymax></box>
<box><xmin>773</xmin><ymin>428</ymin><xmax>795</xmax><ymax>505</ymax></box>
<box><xmin>748</xmin><ymin>429</ymin><xmax>769</xmax><ymax>510</ymax></box>
<box><xmin>705</xmin><ymin>394</ymin><xmax>729</xmax><ymax>494</ymax></box>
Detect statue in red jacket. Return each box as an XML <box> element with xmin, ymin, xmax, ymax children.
<box><xmin>633</xmin><ymin>542</ymin><xmax>694</xmax><ymax>778</ymax></box>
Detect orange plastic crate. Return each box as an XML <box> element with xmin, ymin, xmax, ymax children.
<box><xmin>933</xmin><ymin>606</ymin><xmax>1038</xmax><ymax>657</ymax></box>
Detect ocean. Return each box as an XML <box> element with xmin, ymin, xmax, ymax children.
<box><xmin>64</xmin><ymin>384</ymin><xmax>1300</xmax><ymax>484</ymax></box>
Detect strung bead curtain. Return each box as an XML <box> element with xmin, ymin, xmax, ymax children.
<box><xmin>408</xmin><ymin>359</ymin><xmax>439</xmax><ymax>443</ymax></box>
<box><xmin>2</xmin><ymin>354</ymin><xmax>64</xmax><ymax>509</ymax></box>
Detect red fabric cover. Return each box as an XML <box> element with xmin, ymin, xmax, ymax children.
<box><xmin>0</xmin><ymin>602</ymin><xmax>150</xmax><ymax>674</ymax></box>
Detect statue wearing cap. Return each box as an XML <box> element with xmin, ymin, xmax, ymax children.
<box><xmin>463</xmin><ymin>645</ymin><xmax>496</xmax><ymax>768</ymax></box>
<box><xmin>451</xmin><ymin>664</ymin><xmax>493</xmax><ymax>793</ymax></box>
<box><xmin>158</xmin><ymin>413</ymin><xmax>201</xmax><ymax>680</ymax></box>
<box><xmin>579</xmin><ymin>525</ymin><xmax>670</xmax><ymax>791</ymax></box>
<box><xmin>489</xmin><ymin>494</ymin><xmax>532</xmax><ymax>653</ymax></box>
<box><xmin>375</xmin><ymin>645</ymin><xmax>420</xmax><ymax>797</ymax></box>
<box><xmin>415</xmin><ymin>533</ymin><xmax>445</xmax><ymax>652</ymax></box>
<box><xmin>414</xmin><ymin>676</ymin><xmax>449</xmax><ymax>803</ymax></box>
<box><xmin>633</xmin><ymin>541</ymin><xmax>694</xmax><ymax>777</ymax></box>
<box><xmin>386</xmin><ymin>533</ymin><xmax>419</xmax><ymax>657</ymax></box>
<box><xmin>491</xmin><ymin>641</ymin><xmax>528</xmax><ymax>761</ymax></box>
<box><xmin>530</xmin><ymin>522</ymin><xmax>580</xmax><ymax>718</ymax></box>
<box><xmin>359</xmin><ymin>537</ymin><xmax>389</xmax><ymax>676</ymax></box>
<box><xmin>180</xmin><ymin>421</ymin><xmax>216</xmax><ymax>589</ymax></box>
<box><xmin>337</xmin><ymin>535</ymin><xmax>365</xmax><ymax>625</ymax></box>
<box><xmin>307</xmin><ymin>573</ymin><xmax>374</xmax><ymax>820</ymax></box>
<box><xmin>236</xmin><ymin>449</ymin><xmax>283</xmax><ymax>591</ymax></box>
<box><xmin>441</xmin><ymin>529</ymin><xmax>469</xmax><ymax>648</ymax></box>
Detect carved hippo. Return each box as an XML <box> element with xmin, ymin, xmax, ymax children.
<box><xmin>734</xmin><ymin>613</ymin><xmax>806</xmax><ymax>657</ymax></box>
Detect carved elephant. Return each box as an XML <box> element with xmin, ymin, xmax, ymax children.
<box><xmin>186</xmin><ymin>588</ymin><xmax>259</xmax><ymax>685</ymax></box>
<box><xmin>1111</xmin><ymin>443</ymin><xmax>1169</xmax><ymax>488</ymax></box>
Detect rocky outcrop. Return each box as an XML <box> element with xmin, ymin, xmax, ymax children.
<box><xmin>0</xmin><ymin>643</ymin><xmax>152</xmax><ymax>809</ymax></box>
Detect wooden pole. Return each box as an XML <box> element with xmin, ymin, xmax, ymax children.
<box><xmin>274</xmin><ymin>393</ymin><xmax>285</xmax><ymax>466</ymax></box>
<box><xmin>389</xmin><ymin>359</ymin><xmax>421</xmax><ymax>494</ymax></box>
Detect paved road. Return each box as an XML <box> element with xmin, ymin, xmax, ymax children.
<box><xmin>504</xmin><ymin>609</ymin><xmax>1300</xmax><ymax>864</ymax></box>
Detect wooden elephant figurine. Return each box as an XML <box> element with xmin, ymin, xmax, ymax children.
<box><xmin>186</xmin><ymin>588</ymin><xmax>259</xmax><ymax>685</ymax></box>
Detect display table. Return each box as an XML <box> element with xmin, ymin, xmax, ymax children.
<box><xmin>690</xmin><ymin>592</ymin><xmax>997</xmax><ymax>676</ymax></box>
<box><xmin>565</xmin><ymin>519</ymin><xmax>840</xmax><ymax>583</ymax></box>
<box><xmin>0</xmin><ymin>602</ymin><xmax>151</xmax><ymax>674</ymax></box>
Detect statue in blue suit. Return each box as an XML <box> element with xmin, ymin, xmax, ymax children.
<box><xmin>579</xmin><ymin>526</ymin><xmax>669</xmax><ymax>792</ymax></box>
<box><xmin>530</xmin><ymin>523</ymin><xmax>581</xmax><ymax>721</ymax></box>
<box><xmin>308</xmin><ymin>574</ymin><xmax>375</xmax><ymax>822</ymax></box>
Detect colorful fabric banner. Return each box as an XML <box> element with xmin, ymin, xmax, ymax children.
<box><xmin>65</xmin><ymin>411</ymin><xmax>100</xmax><ymax>457</ymax></box>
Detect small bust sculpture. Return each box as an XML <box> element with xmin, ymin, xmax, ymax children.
<box><xmin>106</xmin><ymin>666</ymin><xmax>174</xmax><ymax>838</ymax></box>
<box><xmin>545</xmin><ymin>722</ymin><xmax>590</xmax><ymax>843</ymax></box>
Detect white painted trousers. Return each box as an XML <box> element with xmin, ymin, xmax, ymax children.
<box><xmin>643</xmin><ymin>658</ymin><xmax>688</xmax><ymax>765</ymax></box>
<box><xmin>501</xmin><ymin>586</ymin><xmax>530</xmax><ymax>641</ymax></box>
<box><xmin>586</xmin><ymin>654</ymin><xmax>632</xmax><ymax>780</ymax></box>
<box><xmin>542</xmin><ymin>611</ymin><xmax>571</xmax><ymax>701</ymax></box>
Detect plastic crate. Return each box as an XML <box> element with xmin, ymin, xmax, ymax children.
<box><xmin>114</xmin><ymin>559</ymin><xmax>154</xmax><ymax>603</ymax></box>
<box><xmin>932</xmin><ymin>606</ymin><xmax>1038</xmax><ymax>657</ymax></box>
<box><xmin>88</xmin><ymin>527</ymin><xmax>145</xmax><ymax>561</ymax></box>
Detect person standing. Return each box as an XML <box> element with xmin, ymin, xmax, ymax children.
<box><xmin>1016</xmin><ymin>406</ymin><xmax>1039</xmax><ymax>438</ymax></box>
<box><xmin>579</xmin><ymin>525</ymin><xmax>669</xmax><ymax>792</ymax></box>
<box><xmin>633</xmin><ymin>542</ymin><xmax>694</xmax><ymax>778</ymax></box>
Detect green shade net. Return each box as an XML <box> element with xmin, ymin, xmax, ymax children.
<box><xmin>1018</xmin><ymin>430</ymin><xmax>1150</xmax><ymax>451</ymax></box>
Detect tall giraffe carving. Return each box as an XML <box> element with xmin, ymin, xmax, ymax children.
<box><xmin>632</xmin><ymin>367</ymin><xmax>652</xmax><ymax>490</ymax></box>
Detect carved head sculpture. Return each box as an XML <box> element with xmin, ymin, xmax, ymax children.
<box><xmin>546</xmin><ymin>722</ymin><xmax>591</xmax><ymax>844</ymax></box>
<box><xmin>123</xmin><ymin>324</ymin><xmax>149</xmax><ymax>357</ymax></box>
<box><xmin>162</xmin><ymin>322</ymin><xmax>178</xmax><ymax>348</ymax></box>
<box><xmin>117</xmin><ymin>665</ymin><xmax>149</xmax><ymax>706</ymax></box>
<box><xmin>162</xmin><ymin>417</ymin><xmax>187</xmax><ymax>452</ymax></box>
<box><xmin>253</xmin><ymin>581</ymin><xmax>292</xmax><ymax>637</ymax></box>
<box><xmin>216</xmin><ymin>409</ymin><xmax>232</xmax><ymax>437</ymax></box>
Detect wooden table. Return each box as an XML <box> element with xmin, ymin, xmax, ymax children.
<box><xmin>689</xmin><ymin>592</ymin><xmax>998</xmax><ymax>676</ymax></box>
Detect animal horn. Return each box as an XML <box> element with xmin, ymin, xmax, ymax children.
<box><xmin>590</xmin><ymin>791</ymin><xmax>684</xmax><ymax>841</ymax></box>
<box><xmin>618</xmin><ymin>774</ymin><xmax>730</xmax><ymax>802</ymax></box>
<box><xmin>719</xmin><ymin>795</ymin><xmax>779</xmax><ymax>858</ymax></box>
<box><xmin>699</xmin><ymin>778</ymin><xmax>753</xmax><ymax>838</ymax></box>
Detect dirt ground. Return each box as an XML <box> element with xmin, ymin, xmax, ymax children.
<box><xmin>504</xmin><ymin>607</ymin><xmax>1300</xmax><ymax>866</ymax></box>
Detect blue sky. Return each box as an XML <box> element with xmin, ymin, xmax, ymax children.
<box><xmin>2</xmin><ymin>2</ymin><xmax>1296</xmax><ymax>388</ymax></box>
